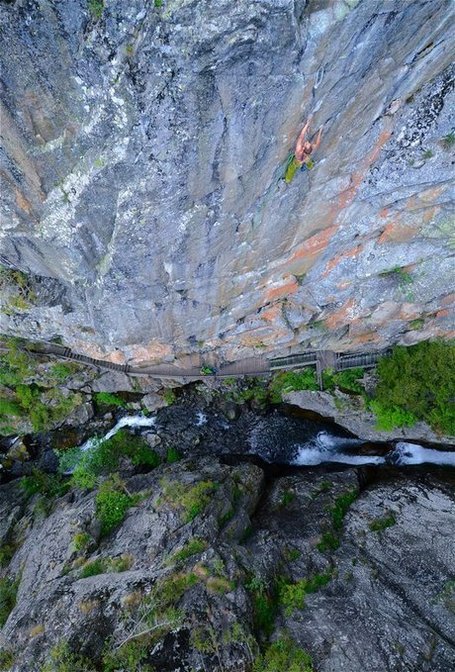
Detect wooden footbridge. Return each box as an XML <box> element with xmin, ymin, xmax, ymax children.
<box><xmin>13</xmin><ymin>340</ymin><xmax>389</xmax><ymax>389</ymax></box>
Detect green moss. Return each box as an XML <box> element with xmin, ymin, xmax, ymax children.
<box><xmin>279</xmin><ymin>489</ymin><xmax>295</xmax><ymax>508</ymax></box>
<box><xmin>331</xmin><ymin>489</ymin><xmax>358</xmax><ymax>530</ymax></box>
<box><xmin>72</xmin><ymin>531</ymin><xmax>93</xmax><ymax>553</ymax></box>
<box><xmin>162</xmin><ymin>388</ymin><xmax>177</xmax><ymax>405</ymax></box>
<box><xmin>79</xmin><ymin>558</ymin><xmax>105</xmax><ymax>578</ymax></box>
<box><xmin>316</xmin><ymin>531</ymin><xmax>340</xmax><ymax>552</ymax></box>
<box><xmin>21</xmin><ymin>469</ymin><xmax>69</xmax><ymax>500</ymax></box>
<box><xmin>368</xmin><ymin>513</ymin><xmax>396</xmax><ymax>532</ymax></box>
<box><xmin>0</xmin><ymin>650</ymin><xmax>15</xmax><ymax>671</ymax></box>
<box><xmin>88</xmin><ymin>0</ymin><xmax>104</xmax><ymax>21</ymax></box>
<box><xmin>278</xmin><ymin>571</ymin><xmax>332</xmax><ymax>615</ymax></box>
<box><xmin>168</xmin><ymin>538</ymin><xmax>207</xmax><ymax>565</ymax></box>
<box><xmin>161</xmin><ymin>479</ymin><xmax>216</xmax><ymax>522</ymax></box>
<box><xmin>166</xmin><ymin>446</ymin><xmax>181</xmax><ymax>463</ymax></box>
<box><xmin>253</xmin><ymin>635</ymin><xmax>313</xmax><ymax>672</ymax></box>
<box><xmin>409</xmin><ymin>318</ymin><xmax>425</xmax><ymax>330</ymax></box>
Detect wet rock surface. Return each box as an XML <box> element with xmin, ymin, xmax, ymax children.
<box><xmin>1</xmin><ymin>1</ymin><xmax>454</xmax><ymax>362</ymax></box>
<box><xmin>1</xmin><ymin>454</ymin><xmax>454</xmax><ymax>671</ymax></box>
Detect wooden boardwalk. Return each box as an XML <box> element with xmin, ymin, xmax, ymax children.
<box><xmin>8</xmin><ymin>339</ymin><xmax>390</xmax><ymax>388</ymax></box>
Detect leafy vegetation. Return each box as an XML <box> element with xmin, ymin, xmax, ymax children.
<box><xmin>72</xmin><ymin>531</ymin><xmax>93</xmax><ymax>553</ymax></box>
<box><xmin>21</xmin><ymin>468</ymin><xmax>69</xmax><ymax>499</ymax></box>
<box><xmin>269</xmin><ymin>368</ymin><xmax>318</xmax><ymax>402</ymax></box>
<box><xmin>0</xmin><ymin>577</ymin><xmax>19</xmax><ymax>627</ymax></box>
<box><xmin>162</xmin><ymin>388</ymin><xmax>177</xmax><ymax>405</ymax></box>
<box><xmin>246</xmin><ymin>576</ymin><xmax>279</xmax><ymax>638</ymax></box>
<box><xmin>278</xmin><ymin>571</ymin><xmax>332</xmax><ymax>616</ymax></box>
<box><xmin>88</xmin><ymin>0</ymin><xmax>104</xmax><ymax>21</ymax></box>
<box><xmin>252</xmin><ymin>635</ymin><xmax>313</xmax><ymax>672</ymax></box>
<box><xmin>62</xmin><ymin>429</ymin><xmax>160</xmax><ymax>490</ymax></box>
<box><xmin>168</xmin><ymin>538</ymin><xmax>207</xmax><ymax>565</ymax></box>
<box><xmin>40</xmin><ymin>641</ymin><xmax>95</xmax><ymax>672</ymax></box>
<box><xmin>93</xmin><ymin>391</ymin><xmax>126</xmax><ymax>408</ymax></box>
<box><xmin>160</xmin><ymin>479</ymin><xmax>216</xmax><ymax>522</ymax></box>
<box><xmin>95</xmin><ymin>475</ymin><xmax>138</xmax><ymax>537</ymax></box>
<box><xmin>317</xmin><ymin>488</ymin><xmax>358</xmax><ymax>552</ymax></box>
<box><xmin>372</xmin><ymin>341</ymin><xmax>455</xmax><ymax>434</ymax></box>
<box><xmin>79</xmin><ymin>555</ymin><xmax>133</xmax><ymax>578</ymax></box>
<box><xmin>166</xmin><ymin>446</ymin><xmax>181</xmax><ymax>463</ymax></box>
<box><xmin>0</xmin><ymin>650</ymin><xmax>15</xmax><ymax>671</ymax></box>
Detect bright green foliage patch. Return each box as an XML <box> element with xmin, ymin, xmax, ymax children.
<box><xmin>161</xmin><ymin>479</ymin><xmax>216</xmax><ymax>522</ymax></box>
<box><xmin>62</xmin><ymin>428</ymin><xmax>160</xmax><ymax>490</ymax></box>
<box><xmin>88</xmin><ymin>0</ymin><xmax>104</xmax><ymax>20</ymax></box>
<box><xmin>102</xmin><ymin>640</ymin><xmax>152</xmax><ymax>672</ymax></box>
<box><xmin>331</xmin><ymin>489</ymin><xmax>358</xmax><ymax>530</ymax></box>
<box><xmin>253</xmin><ymin>635</ymin><xmax>313</xmax><ymax>672</ymax></box>
<box><xmin>0</xmin><ymin>577</ymin><xmax>19</xmax><ymax>627</ymax></box>
<box><xmin>269</xmin><ymin>368</ymin><xmax>318</xmax><ymax>402</ymax></box>
<box><xmin>72</xmin><ymin>531</ymin><xmax>93</xmax><ymax>553</ymax></box>
<box><xmin>93</xmin><ymin>392</ymin><xmax>126</xmax><ymax>408</ymax></box>
<box><xmin>79</xmin><ymin>555</ymin><xmax>133</xmax><ymax>578</ymax></box>
<box><xmin>278</xmin><ymin>571</ymin><xmax>332</xmax><ymax>615</ymax></box>
<box><xmin>95</xmin><ymin>475</ymin><xmax>137</xmax><ymax>537</ymax></box>
<box><xmin>162</xmin><ymin>388</ymin><xmax>177</xmax><ymax>405</ymax></box>
<box><xmin>373</xmin><ymin>341</ymin><xmax>455</xmax><ymax>434</ymax></box>
<box><xmin>168</xmin><ymin>538</ymin><xmax>208</xmax><ymax>565</ymax></box>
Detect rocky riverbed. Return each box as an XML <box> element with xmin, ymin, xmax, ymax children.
<box><xmin>0</xmin><ymin>375</ymin><xmax>454</xmax><ymax>671</ymax></box>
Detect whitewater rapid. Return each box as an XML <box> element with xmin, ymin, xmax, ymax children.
<box><xmin>290</xmin><ymin>432</ymin><xmax>455</xmax><ymax>467</ymax></box>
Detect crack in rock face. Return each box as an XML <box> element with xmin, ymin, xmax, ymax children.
<box><xmin>0</xmin><ymin>0</ymin><xmax>454</xmax><ymax>362</ymax></box>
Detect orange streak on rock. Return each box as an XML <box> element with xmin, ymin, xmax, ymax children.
<box><xmin>324</xmin><ymin>298</ymin><xmax>356</xmax><ymax>329</ymax></box>
<box><xmin>288</xmin><ymin>226</ymin><xmax>338</xmax><ymax>265</ymax></box>
<box><xmin>265</xmin><ymin>278</ymin><xmax>299</xmax><ymax>302</ymax></box>
<box><xmin>323</xmin><ymin>244</ymin><xmax>362</xmax><ymax>276</ymax></box>
<box><xmin>260</xmin><ymin>304</ymin><xmax>282</xmax><ymax>322</ymax></box>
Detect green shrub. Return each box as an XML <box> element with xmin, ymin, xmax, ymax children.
<box><xmin>166</xmin><ymin>446</ymin><xmax>181</xmax><ymax>463</ymax></box>
<box><xmin>0</xmin><ymin>577</ymin><xmax>19</xmax><ymax>627</ymax></box>
<box><xmin>168</xmin><ymin>538</ymin><xmax>207</xmax><ymax>565</ymax></box>
<box><xmin>246</xmin><ymin>576</ymin><xmax>278</xmax><ymax>638</ymax></box>
<box><xmin>72</xmin><ymin>531</ymin><xmax>93</xmax><ymax>553</ymax></box>
<box><xmin>161</xmin><ymin>479</ymin><xmax>216</xmax><ymax>522</ymax></box>
<box><xmin>369</xmin><ymin>513</ymin><xmax>396</xmax><ymax>532</ymax></box>
<box><xmin>65</xmin><ymin>429</ymin><xmax>159</xmax><ymax>490</ymax></box>
<box><xmin>95</xmin><ymin>475</ymin><xmax>135</xmax><ymax>537</ymax></box>
<box><xmin>21</xmin><ymin>469</ymin><xmax>69</xmax><ymax>499</ymax></box>
<box><xmin>93</xmin><ymin>391</ymin><xmax>126</xmax><ymax>408</ymax></box>
<box><xmin>79</xmin><ymin>558</ymin><xmax>105</xmax><ymax>578</ymax></box>
<box><xmin>88</xmin><ymin>0</ymin><xmax>104</xmax><ymax>20</ymax></box>
<box><xmin>269</xmin><ymin>368</ymin><xmax>318</xmax><ymax>402</ymax></box>
<box><xmin>372</xmin><ymin>342</ymin><xmax>455</xmax><ymax>434</ymax></box>
<box><xmin>278</xmin><ymin>571</ymin><xmax>332</xmax><ymax>615</ymax></box>
<box><xmin>0</xmin><ymin>543</ymin><xmax>17</xmax><ymax>568</ymax></box>
<box><xmin>40</xmin><ymin>641</ymin><xmax>95</xmax><ymax>672</ymax></box>
<box><xmin>102</xmin><ymin>640</ymin><xmax>151</xmax><ymax>672</ymax></box>
<box><xmin>316</xmin><ymin>531</ymin><xmax>340</xmax><ymax>552</ymax></box>
<box><xmin>253</xmin><ymin>635</ymin><xmax>313</xmax><ymax>672</ymax></box>
<box><xmin>331</xmin><ymin>489</ymin><xmax>358</xmax><ymax>530</ymax></box>
<box><xmin>162</xmin><ymin>388</ymin><xmax>177</xmax><ymax>405</ymax></box>
<box><xmin>0</xmin><ymin>649</ymin><xmax>14</xmax><ymax>670</ymax></box>
<box><xmin>50</xmin><ymin>363</ymin><xmax>78</xmax><ymax>381</ymax></box>
<box><xmin>332</xmin><ymin>367</ymin><xmax>365</xmax><ymax>394</ymax></box>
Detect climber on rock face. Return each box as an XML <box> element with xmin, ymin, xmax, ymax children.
<box><xmin>284</xmin><ymin>116</ymin><xmax>324</xmax><ymax>183</ymax></box>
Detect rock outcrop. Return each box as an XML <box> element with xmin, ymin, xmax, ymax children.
<box><xmin>1</xmin><ymin>456</ymin><xmax>454</xmax><ymax>671</ymax></box>
<box><xmin>1</xmin><ymin>0</ymin><xmax>454</xmax><ymax>363</ymax></box>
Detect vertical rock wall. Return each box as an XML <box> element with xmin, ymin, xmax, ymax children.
<box><xmin>0</xmin><ymin>0</ymin><xmax>454</xmax><ymax>363</ymax></box>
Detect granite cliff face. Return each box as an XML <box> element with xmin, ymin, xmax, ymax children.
<box><xmin>1</xmin><ymin>0</ymin><xmax>454</xmax><ymax>364</ymax></box>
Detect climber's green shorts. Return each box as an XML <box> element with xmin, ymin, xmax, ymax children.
<box><xmin>284</xmin><ymin>155</ymin><xmax>314</xmax><ymax>183</ymax></box>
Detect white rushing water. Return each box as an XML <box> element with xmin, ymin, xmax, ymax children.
<box><xmin>79</xmin><ymin>414</ymin><xmax>156</xmax><ymax>453</ymax></box>
<box><xmin>291</xmin><ymin>432</ymin><xmax>455</xmax><ymax>467</ymax></box>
